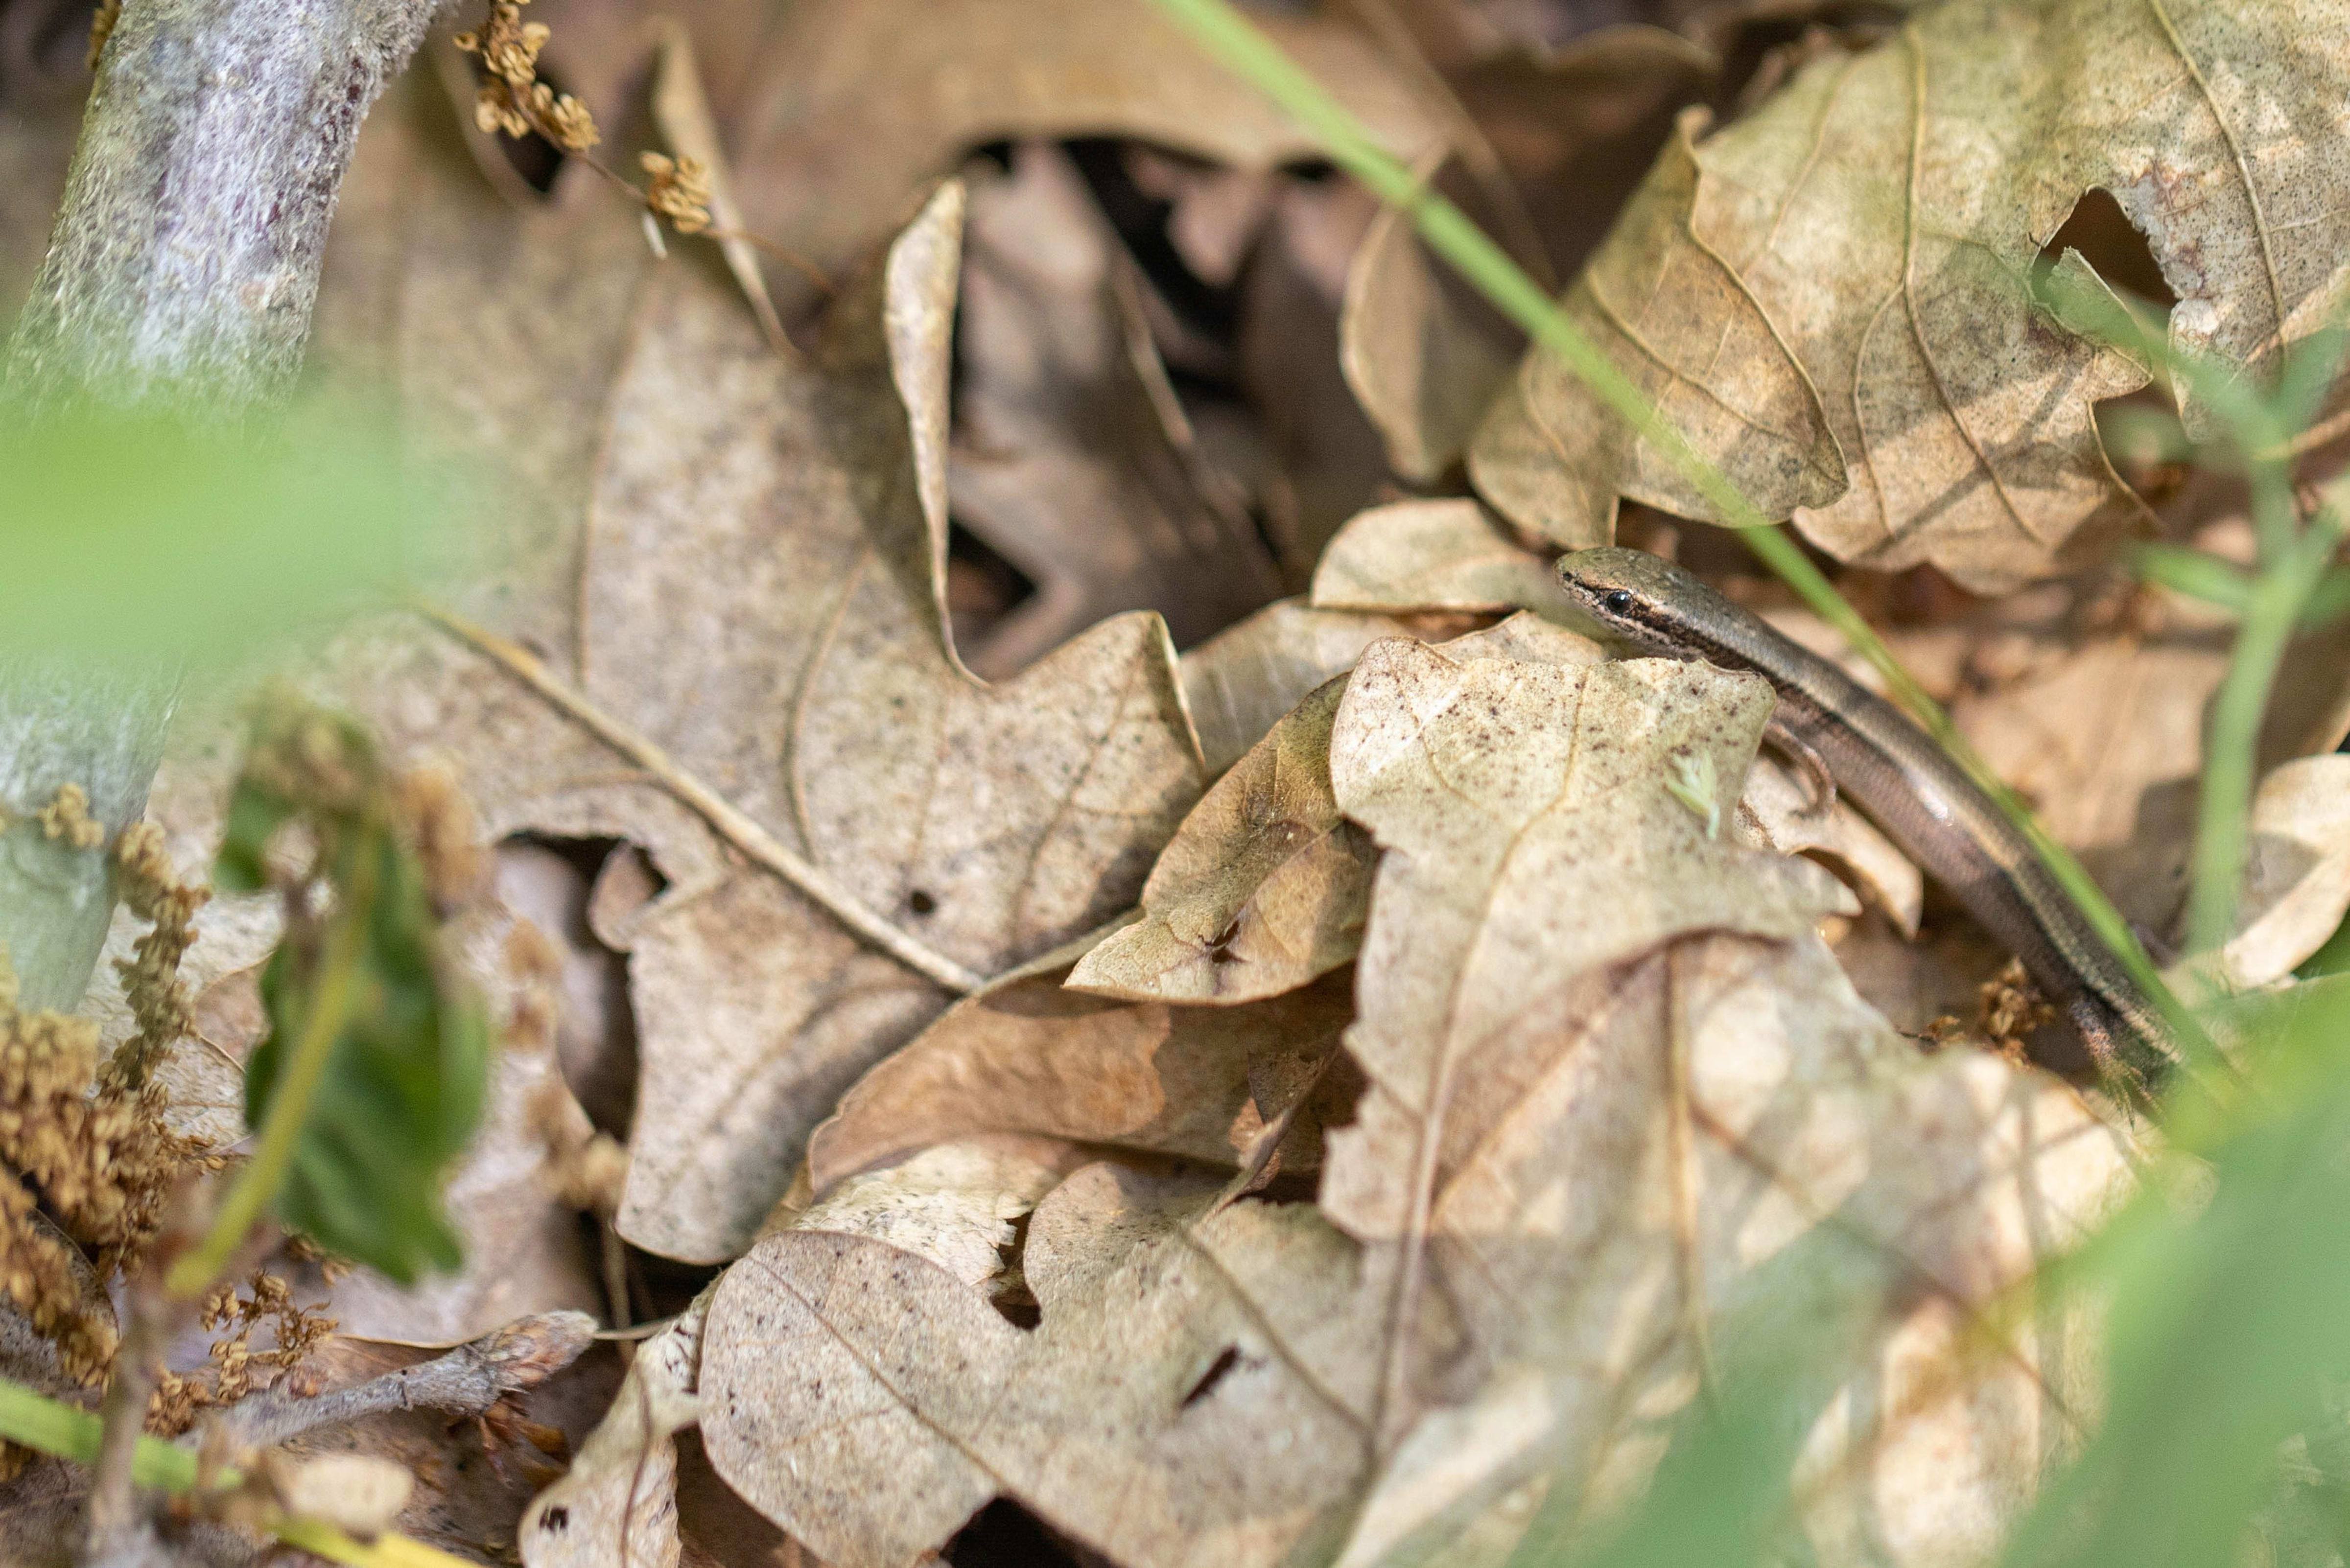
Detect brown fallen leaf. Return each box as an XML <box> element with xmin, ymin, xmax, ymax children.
<box><xmin>347</xmin><ymin>185</ymin><xmax>1208</xmax><ymax>1264</ymax></box>
<box><xmin>1315</xmin><ymin>637</ymin><xmax>2131</xmax><ymax>1564</ymax></box>
<box><xmin>1089</xmin><ymin>603</ymin><xmax>1928</xmax><ymax>1009</ymax></box>
<box><xmin>694</xmin><ymin>632</ymin><xmax>2129</xmax><ymax>1568</ymax></box>
<box><xmin>1077</xmin><ymin>614</ymin><xmax>1607</xmax><ymax>1008</ymax></box>
<box><xmin>947</xmin><ymin>141</ymin><xmax>1286</xmax><ymax>677</ymax></box>
<box><xmin>521</xmin><ymin>1291</ymin><xmax>707</xmax><ymax>1568</ymax></box>
<box><xmin>727</xmin><ymin>0</ymin><xmax>1442</xmax><ymax>319</ymax></box>
<box><xmin>522</xmin><ymin>1140</ymin><xmax>1066</xmax><ymax>1568</ymax></box>
<box><xmin>1475</xmin><ymin>0</ymin><xmax>2350</xmax><ymax>589</ymax></box>
<box><xmin>701</xmin><ymin>1159</ymin><xmax>1387</xmax><ymax>1568</ymax></box>
<box><xmin>1069</xmin><ymin>679</ymin><xmax>1371</xmax><ymax>1006</ymax></box>
<box><xmin>1341</xmin><ymin>204</ymin><xmax>1516</xmax><ymax>484</ymax></box>
<box><xmin>1467</xmin><ymin>110</ymin><xmax>1848</xmax><ymax>552</ymax></box>
<box><xmin>806</xmin><ymin>960</ymin><xmax>1354</xmax><ymax>1194</ymax></box>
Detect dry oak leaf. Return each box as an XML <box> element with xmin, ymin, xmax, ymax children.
<box><xmin>1313</xmin><ymin>639</ymin><xmax>2132</xmax><ymax>1566</ymax></box>
<box><xmin>725</xmin><ymin>0</ymin><xmax>1442</xmax><ymax>318</ymax></box>
<box><xmin>351</xmin><ymin>185</ymin><xmax>1206</xmax><ymax>1263</ymax></box>
<box><xmin>1477</xmin><ymin>0</ymin><xmax>2350</xmax><ymax>590</ymax></box>
<box><xmin>522</xmin><ymin>1143</ymin><xmax>1068</xmax><ymax>1568</ymax></box>
<box><xmin>1467</xmin><ymin>113</ymin><xmax>1846</xmax><ymax>552</ymax></box>
<box><xmin>807</xmin><ymin>955</ymin><xmax>1354</xmax><ymax>1194</ymax></box>
<box><xmin>948</xmin><ymin>141</ymin><xmax>1286</xmax><ymax>678</ymax></box>
<box><xmin>701</xmin><ymin>1158</ymin><xmax>1389</xmax><ymax>1568</ymax></box>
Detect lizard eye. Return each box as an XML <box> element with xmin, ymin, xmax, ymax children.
<box><xmin>1602</xmin><ymin>589</ymin><xmax>1634</xmax><ymax>613</ymax></box>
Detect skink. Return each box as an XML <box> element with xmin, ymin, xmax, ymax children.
<box><xmin>1555</xmin><ymin>546</ymin><xmax>2173</xmax><ymax>1079</ymax></box>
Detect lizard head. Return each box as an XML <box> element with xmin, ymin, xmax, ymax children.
<box><xmin>1553</xmin><ymin>547</ymin><xmax>1723</xmax><ymax>657</ymax></box>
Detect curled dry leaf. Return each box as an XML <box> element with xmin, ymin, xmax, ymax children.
<box><xmin>728</xmin><ymin>0</ymin><xmax>1442</xmax><ymax>317</ymax></box>
<box><xmin>521</xmin><ymin>1293</ymin><xmax>708</xmax><ymax>1568</ymax></box>
<box><xmin>948</xmin><ymin>142</ymin><xmax>1285</xmax><ymax>678</ymax></box>
<box><xmin>1309</xmin><ymin>498</ymin><xmax>1572</xmax><ymax>619</ymax></box>
<box><xmin>806</xmin><ymin>961</ymin><xmax>1353</xmax><ymax>1194</ymax></box>
<box><xmin>352</xmin><ymin>186</ymin><xmax>1207</xmax><ymax>1263</ymax></box>
<box><xmin>1180</xmin><ymin>599</ymin><xmax>1422</xmax><ymax>775</ymax></box>
<box><xmin>1077</xmin><ymin>614</ymin><xmax>1604</xmax><ymax>1007</ymax></box>
<box><xmin>650</xmin><ymin>21</ymin><xmax>790</xmax><ymax>358</ymax></box>
<box><xmin>1340</xmin><ymin>205</ymin><xmax>1515</xmax><ymax>483</ymax></box>
<box><xmin>1070</xmin><ymin>679</ymin><xmax>1371</xmax><ymax>1006</ymax></box>
<box><xmin>1476</xmin><ymin>0</ymin><xmax>2350</xmax><ymax>589</ymax></box>
<box><xmin>2221</xmin><ymin>754</ymin><xmax>2350</xmax><ymax>989</ymax></box>
<box><xmin>1336</xmin><ymin>24</ymin><xmax>1719</xmax><ymax>481</ymax></box>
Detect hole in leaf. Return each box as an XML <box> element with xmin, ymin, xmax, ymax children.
<box><xmin>1181</xmin><ymin>1345</ymin><xmax>1244</xmax><ymax>1409</ymax></box>
<box><xmin>1207</xmin><ymin>917</ymin><xmax>1242</xmax><ymax>964</ymax></box>
<box><xmin>538</xmin><ymin>1505</ymin><xmax>570</xmax><ymax>1533</ymax></box>
<box><xmin>943</xmin><ymin>1498</ymin><xmax>1086</xmax><ymax>1568</ymax></box>
<box><xmin>908</xmin><ymin>889</ymin><xmax>938</xmax><ymax>917</ymax></box>
<box><xmin>2038</xmin><ymin>187</ymin><xmax>2176</xmax><ymax>316</ymax></box>
<box><xmin>495</xmin><ymin>835</ymin><xmax>649</xmax><ymax>1137</ymax></box>
<box><xmin>944</xmin><ymin>518</ymin><xmax>1036</xmax><ymax>655</ymax></box>
<box><xmin>987</xmin><ymin>1211</ymin><xmax>1039</xmax><ymax>1329</ymax></box>
<box><xmin>1064</xmin><ymin>137</ymin><xmax>1241</xmax><ymax>337</ymax></box>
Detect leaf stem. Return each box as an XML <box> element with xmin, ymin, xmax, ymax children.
<box><xmin>422</xmin><ymin>606</ymin><xmax>987</xmax><ymax>994</ymax></box>
<box><xmin>1142</xmin><ymin>0</ymin><xmax>2207</xmax><ymax>1056</ymax></box>
<box><xmin>166</xmin><ymin>843</ymin><xmax>376</xmax><ymax>1299</ymax></box>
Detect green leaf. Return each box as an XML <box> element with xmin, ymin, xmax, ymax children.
<box><xmin>2130</xmin><ymin>543</ymin><xmax>2256</xmax><ymax>614</ymax></box>
<box><xmin>219</xmin><ymin>704</ymin><xmax>490</xmax><ymax>1286</ymax></box>
<box><xmin>1998</xmin><ymin>977</ymin><xmax>2350</xmax><ymax>1568</ymax></box>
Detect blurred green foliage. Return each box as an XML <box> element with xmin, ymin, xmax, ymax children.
<box><xmin>209</xmin><ymin>701</ymin><xmax>489</xmax><ymax>1286</ymax></box>
<box><xmin>0</xmin><ymin>403</ymin><xmax>446</xmax><ymax>672</ymax></box>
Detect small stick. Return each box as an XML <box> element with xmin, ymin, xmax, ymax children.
<box><xmin>201</xmin><ymin>1310</ymin><xmax>597</xmax><ymax>1453</ymax></box>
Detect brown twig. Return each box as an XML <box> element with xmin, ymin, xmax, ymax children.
<box><xmin>200</xmin><ymin>1310</ymin><xmax>596</xmax><ymax>1453</ymax></box>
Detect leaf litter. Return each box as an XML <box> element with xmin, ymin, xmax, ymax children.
<box><xmin>7</xmin><ymin>0</ymin><xmax>2350</xmax><ymax>1563</ymax></box>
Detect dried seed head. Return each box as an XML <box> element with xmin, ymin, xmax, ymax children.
<box><xmin>641</xmin><ymin>152</ymin><xmax>714</xmax><ymax>235</ymax></box>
